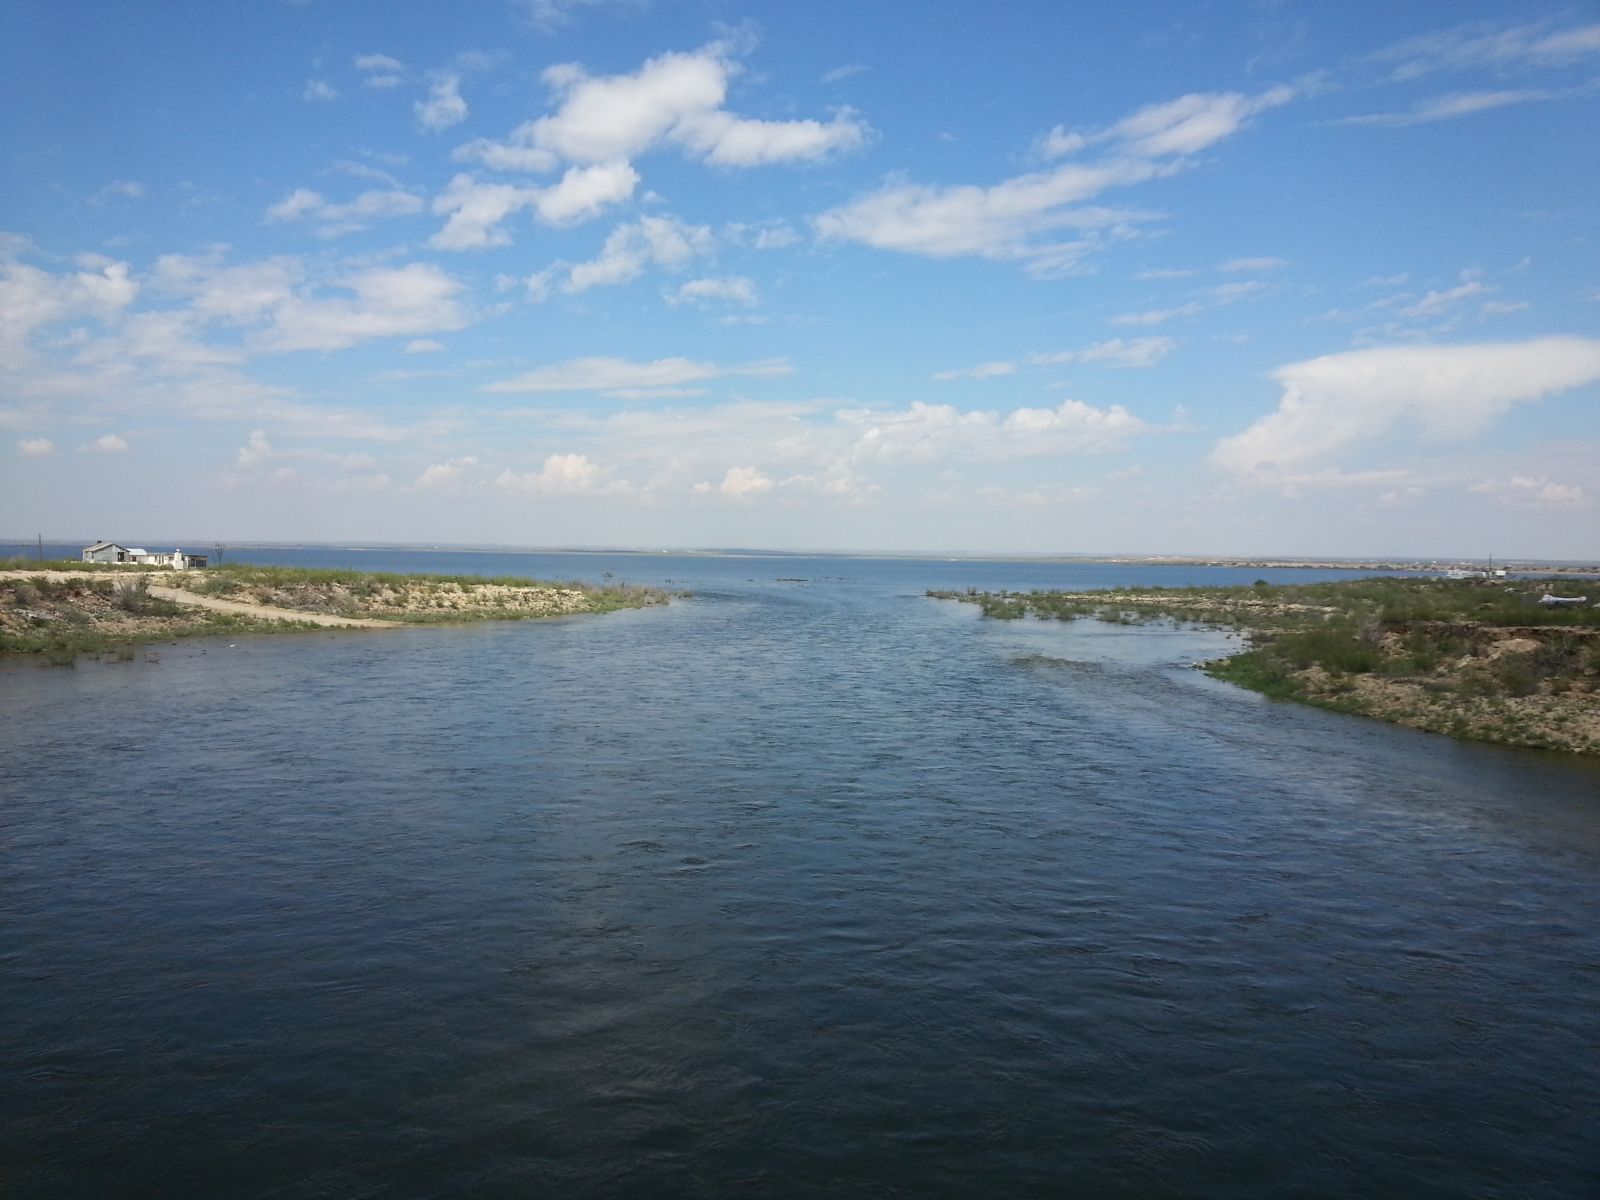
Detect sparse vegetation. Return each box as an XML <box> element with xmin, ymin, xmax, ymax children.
<box><xmin>0</xmin><ymin>564</ymin><xmax>680</xmax><ymax>662</ymax></box>
<box><xmin>931</xmin><ymin>576</ymin><xmax>1600</xmax><ymax>754</ymax></box>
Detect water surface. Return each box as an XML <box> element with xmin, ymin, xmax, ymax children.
<box><xmin>4</xmin><ymin>551</ymin><xmax>1597</xmax><ymax>1198</ymax></box>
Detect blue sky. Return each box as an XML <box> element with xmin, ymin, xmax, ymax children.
<box><xmin>3</xmin><ymin>0</ymin><xmax>1598</xmax><ymax>557</ymax></box>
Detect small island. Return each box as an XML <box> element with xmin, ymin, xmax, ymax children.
<box><xmin>931</xmin><ymin>576</ymin><xmax>1600</xmax><ymax>755</ymax></box>
<box><xmin>0</xmin><ymin>561</ymin><xmax>674</xmax><ymax>663</ymax></box>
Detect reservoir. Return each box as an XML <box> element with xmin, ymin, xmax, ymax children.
<box><xmin>4</xmin><ymin>550</ymin><xmax>1598</xmax><ymax>1198</ymax></box>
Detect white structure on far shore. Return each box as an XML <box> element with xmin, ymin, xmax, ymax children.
<box><xmin>81</xmin><ymin>541</ymin><xmax>208</xmax><ymax>569</ymax></box>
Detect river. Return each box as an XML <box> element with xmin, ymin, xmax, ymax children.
<box><xmin>3</xmin><ymin>547</ymin><xmax>1597</xmax><ymax>1198</ymax></box>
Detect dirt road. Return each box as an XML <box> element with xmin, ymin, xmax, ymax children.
<box><xmin>0</xmin><ymin>571</ymin><xmax>398</xmax><ymax>629</ymax></box>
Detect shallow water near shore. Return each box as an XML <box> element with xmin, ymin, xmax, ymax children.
<box><xmin>4</xmin><ymin>549</ymin><xmax>1599</xmax><ymax>1198</ymax></box>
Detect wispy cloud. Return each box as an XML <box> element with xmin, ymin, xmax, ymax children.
<box><xmin>482</xmin><ymin>355</ymin><xmax>793</xmax><ymax>396</ymax></box>
<box><xmin>815</xmin><ymin>84</ymin><xmax>1298</xmax><ymax>275</ymax></box>
<box><xmin>1335</xmin><ymin>87</ymin><xmax>1570</xmax><ymax>127</ymax></box>
<box><xmin>1367</xmin><ymin>19</ymin><xmax>1600</xmax><ymax>82</ymax></box>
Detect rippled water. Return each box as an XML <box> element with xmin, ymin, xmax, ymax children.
<box><xmin>4</xmin><ymin>551</ymin><xmax>1598</xmax><ymax>1198</ymax></box>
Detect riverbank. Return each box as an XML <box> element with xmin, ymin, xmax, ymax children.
<box><xmin>931</xmin><ymin>577</ymin><xmax>1600</xmax><ymax>755</ymax></box>
<box><xmin>0</xmin><ymin>564</ymin><xmax>674</xmax><ymax>662</ymax></box>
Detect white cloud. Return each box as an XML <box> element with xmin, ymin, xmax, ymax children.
<box><xmin>96</xmin><ymin>180</ymin><xmax>147</xmax><ymax>203</ymax></box>
<box><xmin>815</xmin><ymin>163</ymin><xmax>1164</xmax><ymax>273</ymax></box>
<box><xmin>237</xmin><ymin>430</ymin><xmax>271</xmax><ymax>467</ymax></box>
<box><xmin>1213</xmin><ymin>337</ymin><xmax>1600</xmax><ymax>477</ymax></box>
<box><xmin>707</xmin><ymin>465</ymin><xmax>774</xmax><ymax>499</ymax></box>
<box><xmin>267</xmin><ymin>187</ymin><xmax>424</xmax><ymax>236</ymax></box>
<box><xmin>416</xmin><ymin>455</ymin><xmax>478</xmax><ymax>488</ymax></box>
<box><xmin>668</xmin><ymin>276</ymin><xmax>758</xmax><ymax>307</ymax></box>
<box><xmin>17</xmin><ymin>437</ymin><xmax>55</xmax><ymax>457</ymax></box>
<box><xmin>91</xmin><ymin>433</ymin><xmax>129</xmax><ymax>453</ymax></box>
<box><xmin>355</xmin><ymin>53</ymin><xmax>405</xmax><ymax>89</ymax></box>
<box><xmin>815</xmin><ymin>84</ymin><xmax>1296</xmax><ymax>274</ymax></box>
<box><xmin>533</xmin><ymin>214</ymin><xmax>713</xmax><ymax>294</ymax></box>
<box><xmin>416</xmin><ymin>75</ymin><xmax>469</xmax><ymax>133</ymax></box>
<box><xmin>1221</xmin><ymin>257</ymin><xmax>1287</xmax><ymax>273</ymax></box>
<box><xmin>429</xmin><ymin>164</ymin><xmax>637</xmax><ymax>249</ymax></box>
<box><xmin>1337</xmin><ymin>88</ymin><xmax>1563</xmax><ymax>127</ymax></box>
<box><xmin>404</xmin><ymin>338</ymin><xmax>445</xmax><ymax>354</ymax></box>
<box><xmin>260</xmin><ymin>263</ymin><xmax>469</xmax><ymax>353</ymax></box>
<box><xmin>1399</xmin><ymin>279</ymin><xmax>1488</xmax><ymax>318</ymax></box>
<box><xmin>494</xmin><ymin>452</ymin><xmax>617</xmax><ymax>495</ymax></box>
<box><xmin>674</xmin><ymin>107</ymin><xmax>868</xmax><ymax>167</ymax></box>
<box><xmin>1031</xmin><ymin>337</ymin><xmax>1176</xmax><ymax>369</ymax></box>
<box><xmin>1112</xmin><ymin>280</ymin><xmax>1264</xmax><ymax>326</ymax></box>
<box><xmin>534</xmin><ymin>160</ymin><xmax>639</xmax><ymax>224</ymax></box>
<box><xmin>933</xmin><ymin>360</ymin><xmax>1018</xmax><ymax>382</ymax></box>
<box><xmin>1105</xmin><ymin>85</ymin><xmax>1296</xmax><ymax>157</ymax></box>
<box><xmin>304</xmin><ymin>80</ymin><xmax>338</xmax><ymax>103</ymax></box>
<box><xmin>517</xmin><ymin>0</ymin><xmax>620</xmax><ymax>32</ymax></box>
<box><xmin>429</xmin><ymin>175</ymin><xmax>542</xmax><ymax>249</ymax></box>
<box><xmin>841</xmin><ymin>398</ymin><xmax>1148</xmax><ymax>465</ymax></box>
<box><xmin>1369</xmin><ymin>20</ymin><xmax>1600</xmax><ymax>81</ymax></box>
<box><xmin>484</xmin><ymin>354</ymin><xmax>792</xmax><ymax>395</ymax></box>
<box><xmin>0</xmin><ymin>255</ymin><xmax>139</xmax><ymax>364</ymax></box>
<box><xmin>1471</xmin><ymin>475</ymin><xmax>1587</xmax><ymax>509</ymax></box>
<box><xmin>460</xmin><ymin>43</ymin><xmax>868</xmax><ymax>172</ymax></box>
<box><xmin>266</xmin><ymin>188</ymin><xmax>324</xmax><ymax>222</ymax></box>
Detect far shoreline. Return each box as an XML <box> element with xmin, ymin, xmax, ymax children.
<box><xmin>7</xmin><ymin>539</ymin><xmax>1598</xmax><ymax>577</ymax></box>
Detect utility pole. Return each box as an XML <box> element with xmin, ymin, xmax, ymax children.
<box><xmin>36</xmin><ymin>533</ymin><xmax>43</xmax><ymax>562</ymax></box>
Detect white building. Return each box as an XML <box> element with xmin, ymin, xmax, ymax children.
<box><xmin>81</xmin><ymin>541</ymin><xmax>208</xmax><ymax>569</ymax></box>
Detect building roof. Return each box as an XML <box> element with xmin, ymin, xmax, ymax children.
<box><xmin>83</xmin><ymin>540</ymin><xmax>123</xmax><ymax>552</ymax></box>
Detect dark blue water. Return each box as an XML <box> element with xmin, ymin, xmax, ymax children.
<box><xmin>4</xmin><ymin>549</ymin><xmax>1598</xmax><ymax>1198</ymax></box>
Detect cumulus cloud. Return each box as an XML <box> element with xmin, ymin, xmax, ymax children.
<box><xmin>260</xmin><ymin>263</ymin><xmax>469</xmax><ymax>353</ymax></box>
<box><xmin>416</xmin><ymin>75</ymin><xmax>468</xmax><ymax>132</ymax></box>
<box><xmin>494</xmin><ymin>452</ymin><xmax>619</xmax><ymax>495</ymax></box>
<box><xmin>668</xmin><ymin>276</ymin><xmax>758</xmax><ymax>307</ymax></box>
<box><xmin>483</xmin><ymin>354</ymin><xmax>792</xmax><ymax>396</ymax></box>
<box><xmin>535</xmin><ymin>160</ymin><xmax>640</xmax><ymax>224</ymax></box>
<box><xmin>416</xmin><ymin>455</ymin><xmax>478</xmax><ymax>488</ymax></box>
<box><xmin>456</xmin><ymin>43</ymin><xmax>868</xmax><ymax>172</ymax></box>
<box><xmin>705</xmin><ymin>465</ymin><xmax>774</xmax><ymax>499</ymax></box>
<box><xmin>90</xmin><ymin>433</ymin><xmax>129</xmax><ymax>453</ymax></box>
<box><xmin>1212</xmin><ymin>337</ymin><xmax>1600</xmax><ymax>478</ymax></box>
<box><xmin>429</xmin><ymin>164</ymin><xmax>637</xmax><ymax>248</ymax></box>
<box><xmin>530</xmin><ymin>214</ymin><xmax>713</xmax><ymax>295</ymax></box>
<box><xmin>17</xmin><ymin>437</ymin><xmax>55</xmax><ymax>457</ymax></box>
<box><xmin>0</xmin><ymin>254</ymin><xmax>139</xmax><ymax>363</ymax></box>
<box><xmin>840</xmin><ymin>398</ymin><xmax>1148</xmax><ymax>464</ymax></box>
<box><xmin>237</xmin><ymin>430</ymin><xmax>272</xmax><ymax>467</ymax></box>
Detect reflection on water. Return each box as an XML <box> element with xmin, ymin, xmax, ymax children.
<box><xmin>3</xmin><ymin>552</ymin><xmax>1598</xmax><ymax>1198</ymax></box>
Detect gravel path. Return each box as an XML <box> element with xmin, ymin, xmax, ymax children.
<box><xmin>0</xmin><ymin>571</ymin><xmax>399</xmax><ymax>628</ymax></box>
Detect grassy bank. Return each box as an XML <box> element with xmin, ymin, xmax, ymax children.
<box><xmin>1</xmin><ymin>565</ymin><xmax>676</xmax><ymax>662</ymax></box>
<box><xmin>930</xmin><ymin>577</ymin><xmax>1600</xmax><ymax>754</ymax></box>
<box><xmin>0</xmin><ymin>574</ymin><xmax>314</xmax><ymax>663</ymax></box>
<box><xmin>167</xmin><ymin>564</ymin><xmax>674</xmax><ymax>620</ymax></box>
